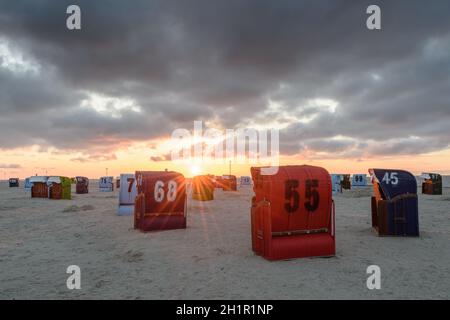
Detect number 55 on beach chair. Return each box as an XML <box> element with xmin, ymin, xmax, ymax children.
<box><xmin>250</xmin><ymin>165</ymin><xmax>335</xmax><ymax>260</ymax></box>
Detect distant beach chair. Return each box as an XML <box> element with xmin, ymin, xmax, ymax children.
<box><xmin>421</xmin><ymin>173</ymin><xmax>442</xmax><ymax>195</ymax></box>
<box><xmin>240</xmin><ymin>176</ymin><xmax>252</xmax><ymax>187</ymax></box>
<box><xmin>30</xmin><ymin>176</ymin><xmax>49</xmax><ymax>198</ymax></box>
<box><xmin>341</xmin><ymin>174</ymin><xmax>351</xmax><ymax>190</ymax></box>
<box><xmin>9</xmin><ymin>178</ymin><xmax>19</xmax><ymax>188</ymax></box>
<box><xmin>75</xmin><ymin>176</ymin><xmax>89</xmax><ymax>194</ymax></box>
<box><xmin>192</xmin><ymin>175</ymin><xmax>214</xmax><ymax>201</ymax></box>
<box><xmin>117</xmin><ymin>173</ymin><xmax>137</xmax><ymax>216</ymax></box>
<box><xmin>352</xmin><ymin>174</ymin><xmax>367</xmax><ymax>187</ymax></box>
<box><xmin>331</xmin><ymin>174</ymin><xmax>343</xmax><ymax>193</ymax></box>
<box><xmin>99</xmin><ymin>176</ymin><xmax>114</xmax><ymax>192</ymax></box>
<box><xmin>24</xmin><ymin>177</ymin><xmax>33</xmax><ymax>191</ymax></box>
<box><xmin>47</xmin><ymin>176</ymin><xmax>72</xmax><ymax>200</ymax></box>
<box><xmin>219</xmin><ymin>175</ymin><xmax>237</xmax><ymax>191</ymax></box>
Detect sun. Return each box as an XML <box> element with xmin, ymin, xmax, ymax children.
<box><xmin>190</xmin><ymin>165</ymin><xmax>201</xmax><ymax>176</ymax></box>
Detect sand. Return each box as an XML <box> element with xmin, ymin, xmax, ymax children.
<box><xmin>0</xmin><ymin>179</ymin><xmax>449</xmax><ymax>299</ymax></box>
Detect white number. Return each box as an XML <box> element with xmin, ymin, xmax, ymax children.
<box><xmin>167</xmin><ymin>180</ymin><xmax>177</xmax><ymax>201</ymax></box>
<box><xmin>391</xmin><ymin>173</ymin><xmax>398</xmax><ymax>185</ymax></box>
<box><xmin>382</xmin><ymin>172</ymin><xmax>398</xmax><ymax>185</ymax></box>
<box><xmin>154</xmin><ymin>180</ymin><xmax>165</xmax><ymax>202</ymax></box>
<box><xmin>154</xmin><ymin>180</ymin><xmax>178</xmax><ymax>202</ymax></box>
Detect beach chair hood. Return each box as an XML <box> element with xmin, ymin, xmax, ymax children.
<box><xmin>369</xmin><ymin>169</ymin><xmax>417</xmax><ymax>200</ymax></box>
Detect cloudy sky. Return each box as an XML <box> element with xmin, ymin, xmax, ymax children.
<box><xmin>0</xmin><ymin>0</ymin><xmax>449</xmax><ymax>178</ymax></box>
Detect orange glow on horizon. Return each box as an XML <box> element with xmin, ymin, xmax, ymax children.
<box><xmin>1</xmin><ymin>143</ymin><xmax>450</xmax><ymax>179</ymax></box>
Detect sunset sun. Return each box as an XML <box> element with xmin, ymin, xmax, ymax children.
<box><xmin>190</xmin><ymin>165</ymin><xmax>202</xmax><ymax>176</ymax></box>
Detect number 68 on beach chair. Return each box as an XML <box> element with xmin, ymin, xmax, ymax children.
<box><xmin>134</xmin><ymin>171</ymin><xmax>187</xmax><ymax>232</ymax></box>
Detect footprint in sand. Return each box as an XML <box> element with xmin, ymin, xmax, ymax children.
<box><xmin>122</xmin><ymin>250</ymin><xmax>144</xmax><ymax>263</ymax></box>
<box><xmin>63</xmin><ymin>205</ymin><xmax>95</xmax><ymax>213</ymax></box>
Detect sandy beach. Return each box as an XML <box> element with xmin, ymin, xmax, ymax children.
<box><xmin>0</xmin><ymin>179</ymin><xmax>449</xmax><ymax>300</ymax></box>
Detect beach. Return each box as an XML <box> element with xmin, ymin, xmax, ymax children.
<box><xmin>1</xmin><ymin>179</ymin><xmax>449</xmax><ymax>299</ymax></box>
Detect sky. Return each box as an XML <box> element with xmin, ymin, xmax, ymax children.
<box><xmin>0</xmin><ymin>0</ymin><xmax>449</xmax><ymax>179</ymax></box>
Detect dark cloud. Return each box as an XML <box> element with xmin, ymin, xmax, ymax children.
<box><xmin>307</xmin><ymin>139</ymin><xmax>357</xmax><ymax>154</ymax></box>
<box><xmin>0</xmin><ymin>0</ymin><xmax>449</xmax><ymax>159</ymax></box>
